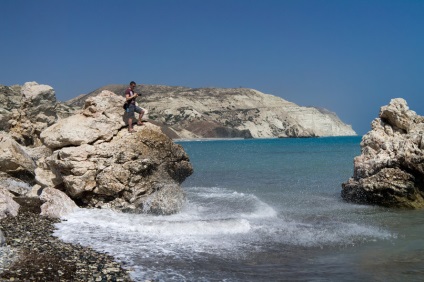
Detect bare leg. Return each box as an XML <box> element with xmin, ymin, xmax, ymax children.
<box><xmin>128</xmin><ymin>117</ymin><xmax>134</xmax><ymax>132</ymax></box>
<box><xmin>137</xmin><ymin>110</ymin><xmax>145</xmax><ymax>125</ymax></box>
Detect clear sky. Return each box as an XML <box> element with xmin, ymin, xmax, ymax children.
<box><xmin>1</xmin><ymin>0</ymin><xmax>423</xmax><ymax>135</ymax></box>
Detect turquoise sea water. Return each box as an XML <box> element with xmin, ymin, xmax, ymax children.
<box><xmin>55</xmin><ymin>137</ymin><xmax>424</xmax><ymax>281</ymax></box>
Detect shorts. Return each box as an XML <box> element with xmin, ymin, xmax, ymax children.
<box><xmin>127</xmin><ymin>104</ymin><xmax>146</xmax><ymax>117</ymax></box>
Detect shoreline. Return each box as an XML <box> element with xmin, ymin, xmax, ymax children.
<box><xmin>174</xmin><ymin>135</ymin><xmax>361</xmax><ymax>142</ymax></box>
<box><xmin>0</xmin><ymin>198</ymin><xmax>133</xmax><ymax>281</ymax></box>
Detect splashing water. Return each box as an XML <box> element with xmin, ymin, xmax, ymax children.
<box><xmin>54</xmin><ymin>138</ymin><xmax>424</xmax><ymax>281</ymax></box>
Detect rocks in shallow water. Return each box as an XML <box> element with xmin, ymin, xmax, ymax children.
<box><xmin>342</xmin><ymin>98</ymin><xmax>424</xmax><ymax>208</ymax></box>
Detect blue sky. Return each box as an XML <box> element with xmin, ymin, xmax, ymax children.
<box><xmin>1</xmin><ymin>0</ymin><xmax>423</xmax><ymax>135</ymax></box>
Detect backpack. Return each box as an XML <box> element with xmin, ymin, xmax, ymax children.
<box><xmin>123</xmin><ymin>102</ymin><xmax>128</xmax><ymax>110</ymax></box>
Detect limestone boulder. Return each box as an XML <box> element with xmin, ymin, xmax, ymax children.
<box><xmin>45</xmin><ymin>123</ymin><xmax>193</xmax><ymax>214</ymax></box>
<box><xmin>0</xmin><ymin>187</ymin><xmax>20</xmax><ymax>219</ymax></box>
<box><xmin>21</xmin><ymin>81</ymin><xmax>57</xmax><ymax>128</ymax></box>
<box><xmin>342</xmin><ymin>98</ymin><xmax>424</xmax><ymax>208</ymax></box>
<box><xmin>40</xmin><ymin>90</ymin><xmax>125</xmax><ymax>149</ymax></box>
<box><xmin>0</xmin><ymin>85</ymin><xmax>22</xmax><ymax>133</ymax></box>
<box><xmin>24</xmin><ymin>145</ymin><xmax>62</xmax><ymax>189</ymax></box>
<box><xmin>0</xmin><ymin>132</ymin><xmax>36</xmax><ymax>182</ymax></box>
<box><xmin>0</xmin><ymin>82</ymin><xmax>194</xmax><ymax>217</ymax></box>
<box><xmin>39</xmin><ymin>187</ymin><xmax>79</xmax><ymax>218</ymax></box>
<box><xmin>40</xmin><ymin>90</ymin><xmax>193</xmax><ymax>214</ymax></box>
<box><xmin>0</xmin><ymin>82</ymin><xmax>58</xmax><ymax>146</ymax></box>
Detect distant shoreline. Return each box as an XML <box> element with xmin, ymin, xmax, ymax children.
<box><xmin>174</xmin><ymin>135</ymin><xmax>361</xmax><ymax>142</ymax></box>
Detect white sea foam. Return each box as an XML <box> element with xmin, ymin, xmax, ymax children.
<box><xmin>58</xmin><ymin>209</ymin><xmax>251</xmax><ymax>237</ymax></box>
<box><xmin>54</xmin><ymin>186</ymin><xmax>395</xmax><ymax>281</ymax></box>
<box><xmin>55</xmin><ymin>187</ymin><xmax>393</xmax><ymax>249</ymax></box>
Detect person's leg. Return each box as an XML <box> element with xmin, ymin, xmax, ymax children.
<box><xmin>128</xmin><ymin>117</ymin><xmax>134</xmax><ymax>131</ymax></box>
<box><xmin>128</xmin><ymin>105</ymin><xmax>136</xmax><ymax>132</ymax></box>
<box><xmin>135</xmin><ymin>107</ymin><xmax>145</xmax><ymax>125</ymax></box>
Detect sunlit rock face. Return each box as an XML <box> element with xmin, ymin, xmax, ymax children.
<box><xmin>40</xmin><ymin>91</ymin><xmax>193</xmax><ymax>214</ymax></box>
<box><xmin>342</xmin><ymin>98</ymin><xmax>424</xmax><ymax>208</ymax></box>
<box><xmin>0</xmin><ymin>82</ymin><xmax>58</xmax><ymax>146</ymax></box>
<box><xmin>0</xmin><ymin>83</ymin><xmax>193</xmax><ymax>218</ymax></box>
<box><xmin>66</xmin><ymin>84</ymin><xmax>357</xmax><ymax>139</ymax></box>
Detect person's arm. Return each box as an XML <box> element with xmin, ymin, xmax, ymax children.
<box><xmin>125</xmin><ymin>89</ymin><xmax>138</xmax><ymax>102</ymax></box>
<box><xmin>125</xmin><ymin>93</ymin><xmax>132</xmax><ymax>102</ymax></box>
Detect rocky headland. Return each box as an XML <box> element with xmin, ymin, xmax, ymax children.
<box><xmin>66</xmin><ymin>84</ymin><xmax>356</xmax><ymax>139</ymax></box>
<box><xmin>342</xmin><ymin>98</ymin><xmax>424</xmax><ymax>208</ymax></box>
<box><xmin>0</xmin><ymin>82</ymin><xmax>193</xmax><ymax>280</ymax></box>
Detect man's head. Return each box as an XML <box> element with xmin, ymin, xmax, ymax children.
<box><xmin>130</xmin><ymin>81</ymin><xmax>136</xmax><ymax>89</ymax></box>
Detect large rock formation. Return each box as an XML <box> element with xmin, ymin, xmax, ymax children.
<box><xmin>66</xmin><ymin>84</ymin><xmax>356</xmax><ymax>139</ymax></box>
<box><xmin>0</xmin><ymin>82</ymin><xmax>193</xmax><ymax>218</ymax></box>
<box><xmin>0</xmin><ymin>82</ymin><xmax>59</xmax><ymax>146</ymax></box>
<box><xmin>342</xmin><ymin>98</ymin><xmax>424</xmax><ymax>208</ymax></box>
<box><xmin>40</xmin><ymin>91</ymin><xmax>192</xmax><ymax>213</ymax></box>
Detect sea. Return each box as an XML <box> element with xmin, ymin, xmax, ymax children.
<box><xmin>54</xmin><ymin>137</ymin><xmax>424</xmax><ymax>281</ymax></box>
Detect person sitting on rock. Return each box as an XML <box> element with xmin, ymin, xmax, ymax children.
<box><xmin>125</xmin><ymin>81</ymin><xmax>146</xmax><ymax>132</ymax></box>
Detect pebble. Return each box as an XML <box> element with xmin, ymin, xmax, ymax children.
<box><xmin>0</xmin><ymin>197</ymin><xmax>133</xmax><ymax>281</ymax></box>
<box><xmin>0</xmin><ymin>245</ymin><xmax>19</xmax><ymax>273</ymax></box>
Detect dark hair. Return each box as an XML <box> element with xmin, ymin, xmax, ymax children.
<box><xmin>130</xmin><ymin>81</ymin><xmax>136</xmax><ymax>85</ymax></box>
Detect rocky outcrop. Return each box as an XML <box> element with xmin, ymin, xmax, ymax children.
<box><xmin>0</xmin><ymin>133</ymin><xmax>36</xmax><ymax>183</ymax></box>
<box><xmin>0</xmin><ymin>82</ymin><xmax>59</xmax><ymax>146</ymax></box>
<box><xmin>40</xmin><ymin>91</ymin><xmax>193</xmax><ymax>214</ymax></box>
<box><xmin>67</xmin><ymin>84</ymin><xmax>356</xmax><ymax>139</ymax></box>
<box><xmin>41</xmin><ymin>91</ymin><xmax>125</xmax><ymax>149</ymax></box>
<box><xmin>342</xmin><ymin>98</ymin><xmax>424</xmax><ymax>208</ymax></box>
<box><xmin>0</xmin><ymin>82</ymin><xmax>193</xmax><ymax>218</ymax></box>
